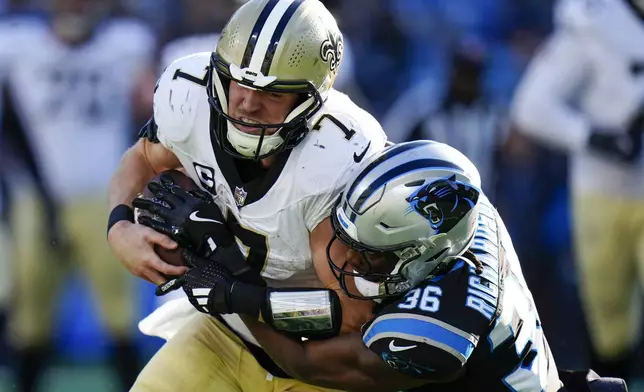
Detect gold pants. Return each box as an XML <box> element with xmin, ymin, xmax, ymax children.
<box><xmin>0</xmin><ymin>223</ymin><xmax>11</xmax><ymax>308</ymax></box>
<box><xmin>9</xmin><ymin>193</ymin><xmax>133</xmax><ymax>347</ymax></box>
<box><xmin>573</xmin><ymin>195</ymin><xmax>644</xmax><ymax>359</ymax></box>
<box><xmin>132</xmin><ymin>314</ymin><xmax>343</xmax><ymax>392</ymax></box>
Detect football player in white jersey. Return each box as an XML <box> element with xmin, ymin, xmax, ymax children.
<box><xmin>0</xmin><ymin>0</ymin><xmax>156</xmax><ymax>390</ymax></box>
<box><xmin>106</xmin><ymin>0</ymin><xmax>387</xmax><ymax>390</ymax></box>
<box><xmin>511</xmin><ymin>0</ymin><xmax>644</xmax><ymax>381</ymax></box>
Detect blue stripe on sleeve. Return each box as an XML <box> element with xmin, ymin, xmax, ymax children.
<box><xmin>363</xmin><ymin>317</ymin><xmax>476</xmax><ymax>361</ymax></box>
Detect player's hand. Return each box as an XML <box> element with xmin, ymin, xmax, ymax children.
<box><xmin>132</xmin><ymin>174</ymin><xmax>234</xmax><ymax>254</ymax></box>
<box><xmin>158</xmin><ymin>251</ymin><xmax>267</xmax><ymax>317</ymax></box>
<box><xmin>588</xmin><ymin>111</ymin><xmax>644</xmax><ymax>164</ymax></box>
<box><xmin>156</xmin><ymin>243</ymin><xmax>264</xmax><ymax>295</ymax></box>
<box><xmin>107</xmin><ymin>220</ymin><xmax>187</xmax><ymax>285</ymax></box>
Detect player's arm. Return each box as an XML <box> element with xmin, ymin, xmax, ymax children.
<box><xmin>107</xmin><ymin>136</ymin><xmax>180</xmax><ymax>210</ymax></box>
<box><xmin>241</xmin><ymin>315</ymin><xmax>457</xmax><ymax>392</ymax></box>
<box><xmin>106</xmin><ymin>125</ymin><xmax>186</xmax><ymax>284</ymax></box>
<box><xmin>511</xmin><ymin>30</ymin><xmax>591</xmax><ymax>152</ymax></box>
<box><xmin>107</xmin><ymin>61</ymin><xmax>194</xmax><ymax>284</ymax></box>
<box><xmin>311</xmin><ymin>217</ymin><xmax>374</xmax><ymax>333</ymax></box>
<box><xmin>109</xmin><ymin>52</ymin><xmax>198</xmax><ymax>212</ymax></box>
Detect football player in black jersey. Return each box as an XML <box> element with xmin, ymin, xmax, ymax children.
<box><xmin>241</xmin><ymin>141</ymin><xmax>627</xmax><ymax>392</ymax></box>
<box><xmin>145</xmin><ymin>141</ymin><xmax>628</xmax><ymax>391</ymax></box>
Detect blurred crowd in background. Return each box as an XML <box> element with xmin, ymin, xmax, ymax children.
<box><xmin>0</xmin><ymin>0</ymin><xmax>641</xmax><ymax>391</ymax></box>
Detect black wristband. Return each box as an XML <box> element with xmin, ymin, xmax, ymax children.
<box><xmin>229</xmin><ymin>281</ymin><xmax>268</xmax><ymax>319</ymax></box>
<box><xmin>107</xmin><ymin>204</ymin><xmax>134</xmax><ymax>237</ymax></box>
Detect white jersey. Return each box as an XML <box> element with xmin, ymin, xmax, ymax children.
<box><xmin>152</xmin><ymin>52</ymin><xmax>387</xmax><ymax>289</ymax></box>
<box><xmin>0</xmin><ymin>16</ymin><xmax>156</xmax><ymax>202</ymax></box>
<box><xmin>511</xmin><ymin>0</ymin><xmax>644</xmax><ymax>197</ymax></box>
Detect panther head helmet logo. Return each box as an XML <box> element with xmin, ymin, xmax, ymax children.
<box><xmin>406</xmin><ymin>175</ymin><xmax>479</xmax><ymax>234</ymax></box>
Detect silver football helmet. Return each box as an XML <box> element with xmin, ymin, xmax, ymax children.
<box><xmin>328</xmin><ymin>140</ymin><xmax>483</xmax><ymax>300</ymax></box>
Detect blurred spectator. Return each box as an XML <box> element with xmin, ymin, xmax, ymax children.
<box><xmin>512</xmin><ymin>0</ymin><xmax>644</xmax><ymax>382</ymax></box>
<box><xmin>381</xmin><ymin>46</ymin><xmax>508</xmax><ymax>198</ymax></box>
<box><xmin>0</xmin><ymin>173</ymin><xmax>10</xmax><ymax>367</ymax></box>
<box><xmin>335</xmin><ymin>0</ymin><xmax>413</xmax><ymax>116</ymax></box>
<box><xmin>0</xmin><ymin>0</ymin><xmax>156</xmax><ymax>391</ymax></box>
<box><xmin>157</xmin><ymin>0</ymin><xmax>238</xmax><ymax>73</ymax></box>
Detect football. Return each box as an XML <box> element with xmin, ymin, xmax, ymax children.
<box><xmin>135</xmin><ymin>169</ymin><xmax>199</xmax><ymax>268</ymax></box>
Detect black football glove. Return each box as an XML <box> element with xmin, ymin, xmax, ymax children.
<box><xmin>132</xmin><ymin>174</ymin><xmax>233</xmax><ymax>255</ymax></box>
<box><xmin>158</xmin><ymin>251</ymin><xmax>268</xmax><ymax>318</ymax></box>
<box><xmin>588</xmin><ymin>111</ymin><xmax>644</xmax><ymax>164</ymax></box>
<box><xmin>136</xmin><ymin>175</ymin><xmax>264</xmax><ymax>286</ymax></box>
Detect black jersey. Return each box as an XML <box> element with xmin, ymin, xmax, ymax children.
<box><xmin>362</xmin><ymin>198</ymin><xmax>560</xmax><ymax>391</ymax></box>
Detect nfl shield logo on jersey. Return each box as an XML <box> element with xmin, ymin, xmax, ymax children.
<box><xmin>234</xmin><ymin>186</ymin><xmax>247</xmax><ymax>207</ymax></box>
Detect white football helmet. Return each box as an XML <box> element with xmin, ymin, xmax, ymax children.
<box><xmin>328</xmin><ymin>140</ymin><xmax>483</xmax><ymax>300</ymax></box>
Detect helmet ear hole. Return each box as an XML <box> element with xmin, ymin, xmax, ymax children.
<box><xmin>379</xmin><ymin>222</ymin><xmax>391</xmax><ymax>229</ymax></box>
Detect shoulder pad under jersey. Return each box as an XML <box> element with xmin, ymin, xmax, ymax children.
<box><xmin>153</xmin><ymin>52</ymin><xmax>211</xmax><ymax>148</ymax></box>
<box><xmin>291</xmin><ymin>91</ymin><xmax>387</xmax><ymax>231</ymax></box>
<box><xmin>294</xmin><ymin>90</ymin><xmax>388</xmax><ymax>196</ymax></box>
<box><xmin>361</xmin><ymin>265</ymin><xmax>481</xmax><ymax>380</ymax></box>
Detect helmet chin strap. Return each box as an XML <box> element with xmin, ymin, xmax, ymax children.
<box><xmin>226</xmin><ymin>124</ymin><xmax>284</xmax><ymax>158</ymax></box>
<box><xmin>213</xmin><ymin>70</ymin><xmax>315</xmax><ymax>158</ymax></box>
<box><xmin>353</xmin><ymin>274</ymin><xmax>382</xmax><ymax>300</ymax></box>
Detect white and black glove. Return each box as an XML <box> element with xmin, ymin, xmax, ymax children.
<box><xmin>134</xmin><ymin>175</ymin><xmax>264</xmax><ymax>287</ymax></box>
<box><xmin>158</xmin><ymin>250</ymin><xmax>268</xmax><ymax>317</ymax></box>
<box><xmin>159</xmin><ymin>252</ymin><xmax>343</xmax><ymax>339</ymax></box>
